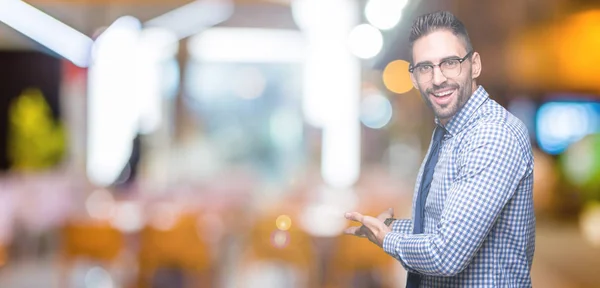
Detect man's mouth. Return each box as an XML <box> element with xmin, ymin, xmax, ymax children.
<box><xmin>432</xmin><ymin>89</ymin><xmax>454</xmax><ymax>97</ymax></box>
<box><xmin>429</xmin><ymin>88</ymin><xmax>456</xmax><ymax>105</ymax></box>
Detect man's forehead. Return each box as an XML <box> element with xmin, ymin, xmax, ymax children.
<box><xmin>411</xmin><ymin>30</ymin><xmax>467</xmax><ymax>63</ymax></box>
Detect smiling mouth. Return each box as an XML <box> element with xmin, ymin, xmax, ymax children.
<box><xmin>431</xmin><ymin>89</ymin><xmax>455</xmax><ymax>97</ymax></box>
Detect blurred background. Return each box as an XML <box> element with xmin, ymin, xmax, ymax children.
<box><xmin>0</xmin><ymin>0</ymin><xmax>599</xmax><ymax>287</ymax></box>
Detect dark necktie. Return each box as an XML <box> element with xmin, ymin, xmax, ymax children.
<box><xmin>406</xmin><ymin>125</ymin><xmax>446</xmax><ymax>288</ymax></box>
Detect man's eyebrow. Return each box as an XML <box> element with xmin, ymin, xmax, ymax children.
<box><xmin>413</xmin><ymin>55</ymin><xmax>462</xmax><ymax>67</ymax></box>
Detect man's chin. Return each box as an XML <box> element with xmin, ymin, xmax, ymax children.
<box><xmin>433</xmin><ymin>107</ymin><xmax>456</xmax><ymax>121</ymax></box>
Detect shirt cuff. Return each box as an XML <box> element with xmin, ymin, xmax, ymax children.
<box><xmin>391</xmin><ymin>219</ymin><xmax>413</xmax><ymax>234</ymax></box>
<box><xmin>383</xmin><ymin>231</ymin><xmax>404</xmax><ymax>256</ymax></box>
<box><xmin>384</xmin><ymin>232</ymin><xmax>418</xmax><ymax>273</ymax></box>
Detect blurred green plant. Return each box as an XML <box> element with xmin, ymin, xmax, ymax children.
<box><xmin>560</xmin><ymin>133</ymin><xmax>600</xmax><ymax>203</ymax></box>
<box><xmin>7</xmin><ymin>88</ymin><xmax>66</xmax><ymax>171</ymax></box>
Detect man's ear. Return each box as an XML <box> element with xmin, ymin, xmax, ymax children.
<box><xmin>471</xmin><ymin>52</ymin><xmax>482</xmax><ymax>79</ymax></box>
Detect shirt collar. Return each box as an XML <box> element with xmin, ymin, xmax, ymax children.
<box><xmin>435</xmin><ymin>85</ymin><xmax>489</xmax><ymax>136</ymax></box>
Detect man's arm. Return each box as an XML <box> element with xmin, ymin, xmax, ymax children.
<box><xmin>382</xmin><ymin>123</ymin><xmax>530</xmax><ymax>277</ymax></box>
<box><xmin>391</xmin><ymin>219</ymin><xmax>413</xmax><ymax>234</ymax></box>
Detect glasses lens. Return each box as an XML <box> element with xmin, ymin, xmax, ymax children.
<box><xmin>441</xmin><ymin>64</ymin><xmax>461</xmax><ymax>78</ymax></box>
<box><xmin>413</xmin><ymin>68</ymin><xmax>431</xmax><ymax>83</ymax></box>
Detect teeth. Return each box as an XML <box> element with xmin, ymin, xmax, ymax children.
<box><xmin>434</xmin><ymin>90</ymin><xmax>453</xmax><ymax>97</ymax></box>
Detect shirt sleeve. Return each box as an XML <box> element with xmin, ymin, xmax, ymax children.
<box><xmin>391</xmin><ymin>218</ymin><xmax>413</xmax><ymax>234</ymax></box>
<box><xmin>388</xmin><ymin>218</ymin><xmax>416</xmax><ymax>272</ymax></box>
<box><xmin>382</xmin><ymin>123</ymin><xmax>530</xmax><ymax>276</ymax></box>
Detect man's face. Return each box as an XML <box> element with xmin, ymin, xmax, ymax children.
<box><xmin>410</xmin><ymin>30</ymin><xmax>481</xmax><ymax>124</ymax></box>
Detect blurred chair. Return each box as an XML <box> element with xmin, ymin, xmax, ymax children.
<box><xmin>137</xmin><ymin>212</ymin><xmax>213</xmax><ymax>288</ymax></box>
<box><xmin>59</xmin><ymin>220</ymin><xmax>125</xmax><ymax>287</ymax></box>
<box><xmin>238</xmin><ymin>208</ymin><xmax>318</xmax><ymax>288</ymax></box>
<box><xmin>324</xmin><ymin>209</ymin><xmax>396</xmax><ymax>288</ymax></box>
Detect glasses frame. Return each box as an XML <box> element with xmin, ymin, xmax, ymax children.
<box><xmin>408</xmin><ymin>51</ymin><xmax>474</xmax><ymax>83</ymax></box>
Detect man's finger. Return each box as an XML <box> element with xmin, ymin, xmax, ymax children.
<box><xmin>388</xmin><ymin>207</ymin><xmax>394</xmax><ymax>218</ymax></box>
<box><xmin>344</xmin><ymin>212</ymin><xmax>364</xmax><ymax>223</ymax></box>
<box><xmin>343</xmin><ymin>226</ymin><xmax>366</xmax><ymax>237</ymax></box>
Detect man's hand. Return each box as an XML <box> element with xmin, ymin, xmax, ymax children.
<box><xmin>343</xmin><ymin>208</ymin><xmax>394</xmax><ymax>247</ymax></box>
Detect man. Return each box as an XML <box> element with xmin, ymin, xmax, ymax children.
<box><xmin>344</xmin><ymin>10</ymin><xmax>535</xmax><ymax>287</ymax></box>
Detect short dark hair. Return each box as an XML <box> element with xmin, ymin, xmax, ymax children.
<box><xmin>409</xmin><ymin>11</ymin><xmax>473</xmax><ymax>57</ymax></box>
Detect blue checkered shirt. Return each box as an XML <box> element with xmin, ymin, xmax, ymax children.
<box><xmin>383</xmin><ymin>86</ymin><xmax>535</xmax><ymax>287</ymax></box>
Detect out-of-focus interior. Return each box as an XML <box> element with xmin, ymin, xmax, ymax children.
<box><xmin>0</xmin><ymin>0</ymin><xmax>599</xmax><ymax>287</ymax></box>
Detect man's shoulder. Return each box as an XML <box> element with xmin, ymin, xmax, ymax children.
<box><xmin>467</xmin><ymin>100</ymin><xmax>534</xmax><ymax>166</ymax></box>
<box><xmin>473</xmin><ymin>98</ymin><xmax>530</xmax><ymax>143</ymax></box>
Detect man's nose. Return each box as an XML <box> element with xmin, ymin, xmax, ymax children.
<box><xmin>431</xmin><ymin>66</ymin><xmax>447</xmax><ymax>86</ymax></box>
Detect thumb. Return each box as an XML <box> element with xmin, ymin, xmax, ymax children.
<box><xmin>388</xmin><ymin>208</ymin><xmax>394</xmax><ymax>218</ymax></box>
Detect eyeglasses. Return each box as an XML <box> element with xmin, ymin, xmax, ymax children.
<box><xmin>408</xmin><ymin>51</ymin><xmax>473</xmax><ymax>83</ymax></box>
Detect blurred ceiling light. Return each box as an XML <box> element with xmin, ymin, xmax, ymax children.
<box><xmin>135</xmin><ymin>27</ymin><xmax>179</xmax><ymax>135</ymax></box>
<box><xmin>188</xmin><ymin>28</ymin><xmax>306</xmax><ymax>63</ymax></box>
<box><xmin>144</xmin><ymin>0</ymin><xmax>233</xmax><ymax>40</ymax></box>
<box><xmin>292</xmin><ymin>0</ymin><xmax>361</xmax><ymax>189</ymax></box>
<box><xmin>347</xmin><ymin>24</ymin><xmax>383</xmax><ymax>59</ymax></box>
<box><xmin>291</xmin><ymin>0</ymin><xmax>352</xmax><ymax>32</ymax></box>
<box><xmin>87</xmin><ymin>16</ymin><xmax>142</xmax><ymax>187</ymax></box>
<box><xmin>383</xmin><ymin>59</ymin><xmax>413</xmax><ymax>94</ymax></box>
<box><xmin>137</xmin><ymin>27</ymin><xmax>179</xmax><ymax>61</ymax></box>
<box><xmin>360</xmin><ymin>93</ymin><xmax>393</xmax><ymax>129</ymax></box>
<box><xmin>364</xmin><ymin>0</ymin><xmax>408</xmax><ymax>30</ymax></box>
<box><xmin>292</xmin><ymin>0</ymin><xmax>359</xmax><ymax>129</ymax></box>
<box><xmin>94</xmin><ymin>16</ymin><xmax>142</xmax><ymax>50</ymax></box>
<box><xmin>0</xmin><ymin>0</ymin><xmax>93</xmax><ymax>67</ymax></box>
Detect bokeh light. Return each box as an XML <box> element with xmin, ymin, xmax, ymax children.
<box><xmin>85</xmin><ymin>189</ymin><xmax>116</xmax><ymax>220</ymax></box>
<box><xmin>536</xmin><ymin>102</ymin><xmax>600</xmax><ymax>155</ymax></box>
<box><xmin>360</xmin><ymin>93</ymin><xmax>393</xmax><ymax>129</ymax></box>
<box><xmin>382</xmin><ymin>60</ymin><xmax>413</xmax><ymax>94</ymax></box>
<box><xmin>364</xmin><ymin>0</ymin><xmax>408</xmax><ymax>30</ymax></box>
<box><xmin>275</xmin><ymin>215</ymin><xmax>292</xmax><ymax>231</ymax></box>
<box><xmin>580</xmin><ymin>202</ymin><xmax>600</xmax><ymax>248</ymax></box>
<box><xmin>561</xmin><ymin>134</ymin><xmax>600</xmax><ymax>194</ymax></box>
<box><xmin>347</xmin><ymin>24</ymin><xmax>383</xmax><ymax>59</ymax></box>
<box><xmin>149</xmin><ymin>202</ymin><xmax>180</xmax><ymax>231</ymax></box>
<box><xmin>84</xmin><ymin>266</ymin><xmax>114</xmax><ymax>288</ymax></box>
<box><xmin>109</xmin><ymin>201</ymin><xmax>144</xmax><ymax>233</ymax></box>
<box><xmin>271</xmin><ymin>230</ymin><xmax>290</xmax><ymax>249</ymax></box>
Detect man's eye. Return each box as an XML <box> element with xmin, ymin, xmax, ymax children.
<box><xmin>417</xmin><ymin>65</ymin><xmax>432</xmax><ymax>73</ymax></box>
<box><xmin>443</xmin><ymin>59</ymin><xmax>460</xmax><ymax>68</ymax></box>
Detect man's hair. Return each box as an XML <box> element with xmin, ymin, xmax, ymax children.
<box><xmin>409</xmin><ymin>11</ymin><xmax>473</xmax><ymax>55</ymax></box>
